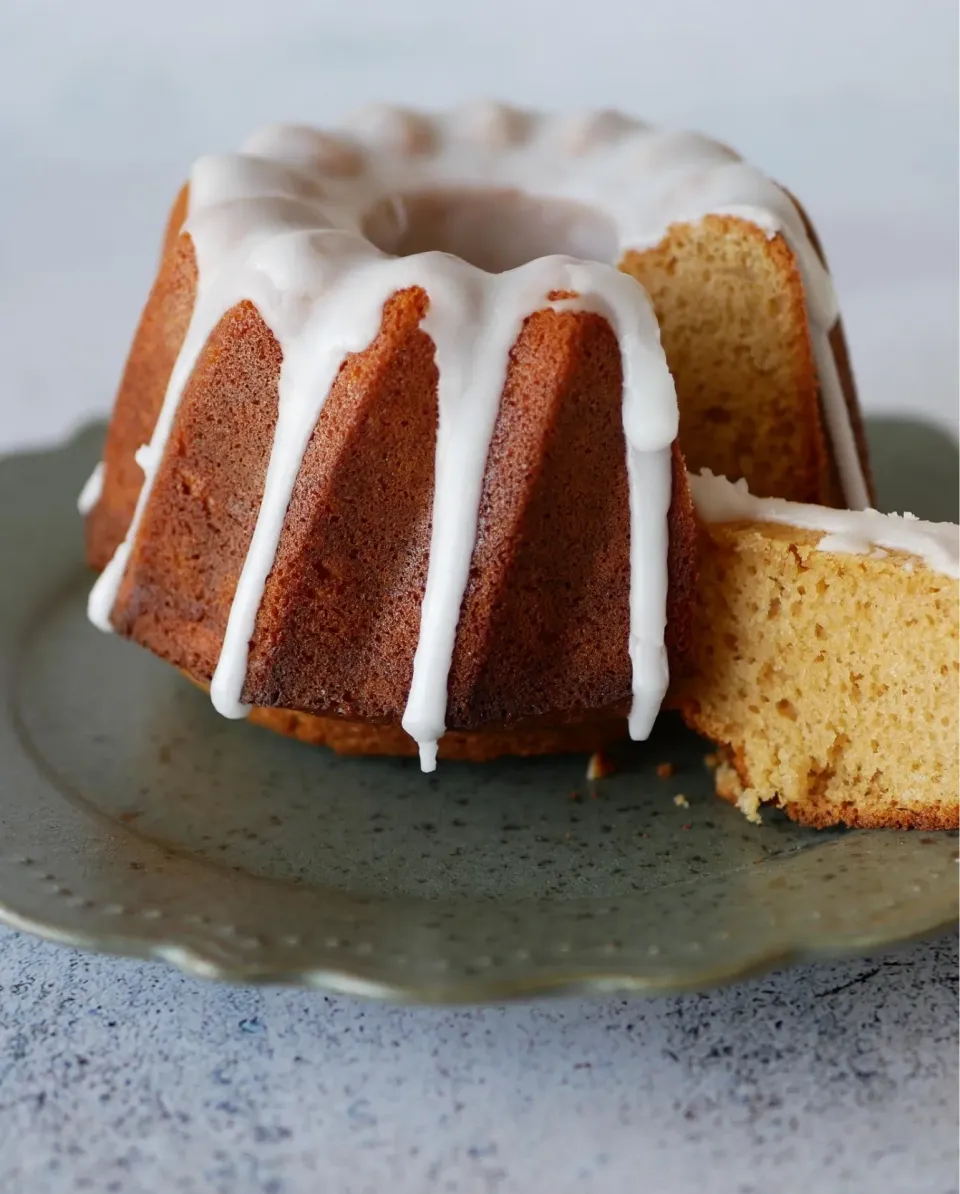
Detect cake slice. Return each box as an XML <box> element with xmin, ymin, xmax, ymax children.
<box><xmin>670</xmin><ymin>473</ymin><xmax>959</xmax><ymax>829</ymax></box>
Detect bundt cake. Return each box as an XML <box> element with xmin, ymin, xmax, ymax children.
<box><xmin>81</xmin><ymin>103</ymin><xmax>873</xmax><ymax>770</ymax></box>
<box><xmin>673</xmin><ymin>473</ymin><xmax>959</xmax><ymax>829</ymax></box>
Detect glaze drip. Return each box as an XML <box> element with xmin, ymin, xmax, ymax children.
<box><xmin>76</xmin><ymin>461</ymin><xmax>104</xmax><ymax>516</ymax></box>
<box><xmin>689</xmin><ymin>471</ymin><xmax>959</xmax><ymax>578</ymax></box>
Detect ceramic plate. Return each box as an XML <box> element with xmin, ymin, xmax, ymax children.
<box><xmin>0</xmin><ymin>420</ymin><xmax>956</xmax><ymax>1000</ymax></box>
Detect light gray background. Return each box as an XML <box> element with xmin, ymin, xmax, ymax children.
<box><xmin>0</xmin><ymin>1</ymin><xmax>957</xmax><ymax>1191</ymax></box>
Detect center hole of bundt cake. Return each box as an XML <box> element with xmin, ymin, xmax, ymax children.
<box><xmin>363</xmin><ymin>188</ymin><xmax>619</xmax><ymax>273</ymax></box>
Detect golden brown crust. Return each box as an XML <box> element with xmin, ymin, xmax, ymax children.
<box><xmin>85</xmin><ymin>190</ymin><xmax>699</xmax><ymax>744</ymax></box>
<box><xmin>86</xmin><ymin>227</ymin><xmax>198</xmax><ymax>571</ymax></box>
<box><xmin>108</xmin><ymin>295</ymin><xmax>284</xmax><ymax>676</ymax></box>
<box><xmin>245</xmin><ymin>298</ymin><xmax>643</xmax><ymax>727</ymax></box>
<box><xmin>179</xmin><ymin>671</ymin><xmax>628</xmax><ymax>761</ymax></box>
<box><xmin>161</xmin><ymin>184</ymin><xmax>190</xmax><ymax>260</ymax></box>
<box><xmin>665</xmin><ymin>444</ymin><xmax>699</xmax><ymax>668</ymax></box>
<box><xmin>248</xmin><ymin>704</ymin><xmax>628</xmax><ymax>762</ymax></box>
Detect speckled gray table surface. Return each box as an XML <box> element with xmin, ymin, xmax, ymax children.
<box><xmin>0</xmin><ymin>927</ymin><xmax>956</xmax><ymax>1194</ymax></box>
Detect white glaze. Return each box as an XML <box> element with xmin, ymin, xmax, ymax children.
<box><xmin>85</xmin><ymin>104</ymin><xmax>868</xmax><ymax>767</ymax></box>
<box><xmin>76</xmin><ymin>461</ymin><xmax>104</xmax><ymax>515</ymax></box>
<box><xmin>689</xmin><ymin>470</ymin><xmax>960</xmax><ymax>578</ymax></box>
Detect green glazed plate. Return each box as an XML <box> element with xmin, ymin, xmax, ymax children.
<box><xmin>0</xmin><ymin>419</ymin><xmax>956</xmax><ymax>1000</ymax></box>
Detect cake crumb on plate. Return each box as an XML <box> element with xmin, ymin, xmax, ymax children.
<box><xmin>586</xmin><ymin>751</ymin><xmax>616</xmax><ymax>781</ymax></box>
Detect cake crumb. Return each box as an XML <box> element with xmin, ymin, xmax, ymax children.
<box><xmin>586</xmin><ymin>751</ymin><xmax>616</xmax><ymax>781</ymax></box>
<box><xmin>703</xmin><ymin>752</ymin><xmax>720</xmax><ymax>771</ymax></box>
<box><xmin>735</xmin><ymin>785</ymin><xmax>764</xmax><ymax>825</ymax></box>
<box><xmin>672</xmin><ymin>793</ymin><xmax>690</xmax><ymax>808</ymax></box>
<box><xmin>656</xmin><ymin>762</ymin><xmax>675</xmax><ymax>779</ymax></box>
